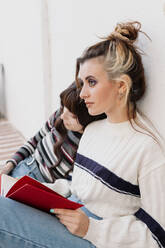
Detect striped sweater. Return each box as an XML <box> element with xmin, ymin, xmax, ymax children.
<box><xmin>7</xmin><ymin>110</ymin><xmax>82</xmax><ymax>182</ymax></box>
<box><xmin>46</xmin><ymin>118</ymin><xmax>165</xmax><ymax>248</ymax></box>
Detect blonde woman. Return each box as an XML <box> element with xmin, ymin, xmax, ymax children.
<box><xmin>0</xmin><ymin>21</ymin><xmax>164</xmax><ymax>248</ymax></box>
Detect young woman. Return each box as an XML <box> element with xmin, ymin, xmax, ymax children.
<box><xmin>0</xmin><ymin>21</ymin><xmax>165</xmax><ymax>248</ymax></box>
<box><xmin>0</xmin><ymin>82</ymin><xmax>106</xmax><ymax>183</ymax></box>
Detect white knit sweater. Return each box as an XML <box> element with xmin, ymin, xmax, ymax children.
<box><xmin>46</xmin><ymin>118</ymin><xmax>165</xmax><ymax>248</ymax></box>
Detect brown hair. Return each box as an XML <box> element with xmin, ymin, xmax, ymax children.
<box><xmin>51</xmin><ymin>82</ymin><xmax>106</xmax><ymax>179</ymax></box>
<box><xmin>75</xmin><ymin>21</ymin><xmax>162</xmax><ymax>144</ymax></box>
<box><xmin>76</xmin><ymin>21</ymin><xmax>146</xmax><ymax>113</ymax></box>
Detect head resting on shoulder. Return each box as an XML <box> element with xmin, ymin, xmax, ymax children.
<box><xmin>52</xmin><ymin>82</ymin><xmax>106</xmax><ymax>180</ymax></box>
<box><xmin>60</xmin><ymin>81</ymin><xmax>106</xmax><ymax>129</ymax></box>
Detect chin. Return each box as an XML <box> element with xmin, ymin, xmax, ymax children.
<box><xmin>64</xmin><ymin>124</ymin><xmax>70</xmax><ymax>130</ymax></box>
<box><xmin>88</xmin><ymin>109</ymin><xmax>101</xmax><ymax>116</ymax></box>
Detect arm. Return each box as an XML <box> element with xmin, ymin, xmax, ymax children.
<box><xmin>50</xmin><ymin>167</ymin><xmax>165</xmax><ymax>244</ymax></box>
<box><xmin>0</xmin><ymin>161</ymin><xmax>15</xmax><ymax>175</ymax></box>
<box><xmin>83</xmin><ymin>165</ymin><xmax>165</xmax><ymax>248</ymax></box>
<box><xmin>5</xmin><ymin>110</ymin><xmax>60</xmax><ymax>168</ymax></box>
<box><xmin>82</xmin><ymin>145</ymin><xmax>165</xmax><ymax>248</ymax></box>
<box><xmin>43</xmin><ymin>178</ymin><xmax>72</xmax><ymax>198</ymax></box>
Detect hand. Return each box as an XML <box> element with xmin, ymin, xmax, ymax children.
<box><xmin>0</xmin><ymin>162</ymin><xmax>14</xmax><ymax>175</ymax></box>
<box><xmin>51</xmin><ymin>208</ymin><xmax>89</xmax><ymax>237</ymax></box>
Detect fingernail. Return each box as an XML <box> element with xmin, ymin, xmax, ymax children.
<box><xmin>50</xmin><ymin>209</ymin><xmax>54</xmax><ymax>213</ymax></box>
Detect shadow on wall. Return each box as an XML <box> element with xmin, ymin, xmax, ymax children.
<box><xmin>0</xmin><ymin>64</ymin><xmax>6</xmax><ymax>119</ymax></box>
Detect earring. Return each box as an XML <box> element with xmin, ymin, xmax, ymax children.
<box><xmin>119</xmin><ymin>92</ymin><xmax>124</xmax><ymax>100</ymax></box>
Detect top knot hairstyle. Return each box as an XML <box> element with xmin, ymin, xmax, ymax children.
<box><xmin>76</xmin><ymin>21</ymin><xmax>150</xmax><ymax>119</ymax></box>
<box><xmin>109</xmin><ymin>21</ymin><xmax>141</xmax><ymax>44</ymax></box>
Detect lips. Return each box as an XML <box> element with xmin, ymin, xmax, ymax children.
<box><xmin>85</xmin><ymin>102</ymin><xmax>93</xmax><ymax>105</ymax></box>
<box><xmin>85</xmin><ymin>102</ymin><xmax>94</xmax><ymax>107</ymax></box>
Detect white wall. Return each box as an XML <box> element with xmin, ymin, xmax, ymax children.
<box><xmin>0</xmin><ymin>0</ymin><xmax>165</xmax><ymax>139</ymax></box>
<box><xmin>0</xmin><ymin>0</ymin><xmax>45</xmax><ymax>138</ymax></box>
<box><xmin>49</xmin><ymin>0</ymin><xmax>165</xmax><ymax>138</ymax></box>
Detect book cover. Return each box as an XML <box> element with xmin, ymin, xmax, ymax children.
<box><xmin>0</xmin><ymin>175</ymin><xmax>83</xmax><ymax>212</ymax></box>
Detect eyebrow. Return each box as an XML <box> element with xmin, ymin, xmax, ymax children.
<box><xmin>85</xmin><ymin>75</ymin><xmax>96</xmax><ymax>80</ymax></box>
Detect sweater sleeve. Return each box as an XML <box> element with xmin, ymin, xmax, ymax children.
<box><xmin>6</xmin><ymin>110</ymin><xmax>60</xmax><ymax>166</ymax></box>
<box><xmin>43</xmin><ymin>178</ymin><xmax>72</xmax><ymax>198</ymax></box>
<box><xmin>83</xmin><ymin>147</ymin><xmax>165</xmax><ymax>248</ymax></box>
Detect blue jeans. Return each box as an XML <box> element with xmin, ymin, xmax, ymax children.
<box><xmin>10</xmin><ymin>156</ymin><xmax>46</xmax><ymax>182</ymax></box>
<box><xmin>0</xmin><ymin>196</ymin><xmax>97</xmax><ymax>248</ymax></box>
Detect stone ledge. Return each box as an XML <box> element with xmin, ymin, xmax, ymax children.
<box><xmin>0</xmin><ymin>119</ymin><xmax>25</xmax><ymax>167</ymax></box>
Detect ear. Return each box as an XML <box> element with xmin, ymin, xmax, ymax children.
<box><xmin>117</xmin><ymin>74</ymin><xmax>132</xmax><ymax>95</ymax></box>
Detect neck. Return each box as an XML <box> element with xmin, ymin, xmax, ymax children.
<box><xmin>106</xmin><ymin>104</ymin><xmax>133</xmax><ymax>123</ymax></box>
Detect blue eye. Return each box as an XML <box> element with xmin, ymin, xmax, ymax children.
<box><xmin>88</xmin><ymin>79</ymin><xmax>97</xmax><ymax>87</ymax></box>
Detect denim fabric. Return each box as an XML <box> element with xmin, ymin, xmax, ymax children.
<box><xmin>68</xmin><ymin>195</ymin><xmax>102</xmax><ymax>220</ymax></box>
<box><xmin>10</xmin><ymin>156</ymin><xmax>46</xmax><ymax>182</ymax></box>
<box><xmin>0</xmin><ymin>197</ymin><xmax>96</xmax><ymax>248</ymax></box>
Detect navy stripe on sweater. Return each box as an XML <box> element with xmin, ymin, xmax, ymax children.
<box><xmin>135</xmin><ymin>208</ymin><xmax>165</xmax><ymax>248</ymax></box>
<box><xmin>75</xmin><ymin>153</ymin><xmax>140</xmax><ymax>197</ymax></box>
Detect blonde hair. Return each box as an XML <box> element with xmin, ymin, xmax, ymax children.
<box><xmin>76</xmin><ymin>21</ymin><xmax>165</xmax><ymax>151</ymax></box>
<box><xmin>76</xmin><ymin>21</ymin><xmax>147</xmax><ymax>105</ymax></box>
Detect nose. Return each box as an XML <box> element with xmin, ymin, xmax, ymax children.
<box><xmin>60</xmin><ymin>109</ymin><xmax>67</xmax><ymax>120</ymax></box>
<box><xmin>60</xmin><ymin>112</ymin><xmax>64</xmax><ymax>120</ymax></box>
<box><xmin>80</xmin><ymin>85</ymin><xmax>88</xmax><ymax>99</ymax></box>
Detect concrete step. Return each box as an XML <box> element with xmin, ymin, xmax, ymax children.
<box><xmin>0</xmin><ymin>119</ymin><xmax>25</xmax><ymax>167</ymax></box>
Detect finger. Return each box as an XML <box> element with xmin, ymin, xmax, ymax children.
<box><xmin>59</xmin><ymin>218</ymin><xmax>73</xmax><ymax>226</ymax></box>
<box><xmin>77</xmin><ymin>208</ymin><xmax>84</xmax><ymax>213</ymax></box>
<box><xmin>59</xmin><ymin>219</ymin><xmax>77</xmax><ymax>234</ymax></box>
<box><xmin>50</xmin><ymin>208</ymin><xmax>77</xmax><ymax>216</ymax></box>
<box><xmin>58</xmin><ymin>215</ymin><xmax>77</xmax><ymax>224</ymax></box>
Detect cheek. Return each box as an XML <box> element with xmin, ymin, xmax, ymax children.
<box><xmin>95</xmin><ymin>88</ymin><xmax>111</xmax><ymax>102</ymax></box>
<box><xmin>74</xmin><ymin>120</ymin><xmax>82</xmax><ymax>130</ymax></box>
<box><xmin>70</xmin><ymin>119</ymin><xmax>78</xmax><ymax>127</ymax></box>
<box><xmin>96</xmin><ymin>87</ymin><xmax>117</xmax><ymax>110</ymax></box>
<box><xmin>103</xmin><ymin>84</ymin><xmax>117</xmax><ymax>100</ymax></box>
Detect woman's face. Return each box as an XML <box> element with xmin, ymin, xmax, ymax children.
<box><xmin>79</xmin><ymin>58</ymin><xmax>119</xmax><ymax>117</ymax></box>
<box><xmin>60</xmin><ymin>107</ymin><xmax>83</xmax><ymax>133</ymax></box>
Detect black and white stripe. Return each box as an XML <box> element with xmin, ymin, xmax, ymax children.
<box><xmin>135</xmin><ymin>208</ymin><xmax>165</xmax><ymax>248</ymax></box>
<box><xmin>75</xmin><ymin>153</ymin><xmax>140</xmax><ymax>197</ymax></box>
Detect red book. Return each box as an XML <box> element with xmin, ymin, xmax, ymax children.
<box><xmin>0</xmin><ymin>175</ymin><xmax>83</xmax><ymax>212</ymax></box>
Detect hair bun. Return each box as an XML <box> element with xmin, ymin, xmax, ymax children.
<box><xmin>107</xmin><ymin>21</ymin><xmax>141</xmax><ymax>44</ymax></box>
<box><xmin>115</xmin><ymin>21</ymin><xmax>141</xmax><ymax>42</ymax></box>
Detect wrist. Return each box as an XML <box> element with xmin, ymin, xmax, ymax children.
<box><xmin>6</xmin><ymin>159</ymin><xmax>16</xmax><ymax>168</ymax></box>
<box><xmin>5</xmin><ymin>161</ymin><xmax>15</xmax><ymax>170</ymax></box>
